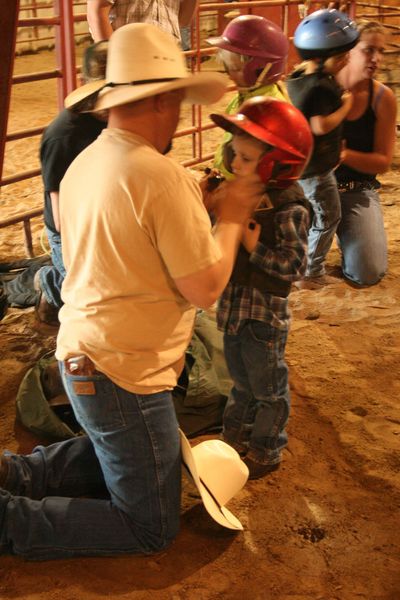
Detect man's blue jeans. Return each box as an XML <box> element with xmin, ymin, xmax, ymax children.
<box><xmin>0</xmin><ymin>366</ymin><xmax>181</xmax><ymax>559</ymax></box>
<box><xmin>223</xmin><ymin>320</ymin><xmax>289</xmax><ymax>466</ymax></box>
<box><xmin>38</xmin><ymin>228</ymin><xmax>65</xmax><ymax>308</ymax></box>
<box><xmin>299</xmin><ymin>170</ymin><xmax>341</xmax><ymax>278</ymax></box>
<box><xmin>337</xmin><ymin>188</ymin><xmax>387</xmax><ymax>286</ymax></box>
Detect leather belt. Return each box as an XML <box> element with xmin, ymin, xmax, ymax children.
<box><xmin>337</xmin><ymin>180</ymin><xmax>380</xmax><ymax>192</ymax></box>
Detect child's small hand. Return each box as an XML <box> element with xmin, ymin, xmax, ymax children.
<box><xmin>242</xmin><ymin>219</ymin><xmax>261</xmax><ymax>253</ymax></box>
<box><xmin>341</xmin><ymin>90</ymin><xmax>353</xmax><ymax>115</ymax></box>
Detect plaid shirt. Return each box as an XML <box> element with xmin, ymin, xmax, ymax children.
<box><xmin>109</xmin><ymin>0</ymin><xmax>181</xmax><ymax>40</ymax></box>
<box><xmin>217</xmin><ymin>196</ymin><xmax>309</xmax><ymax>334</ymax></box>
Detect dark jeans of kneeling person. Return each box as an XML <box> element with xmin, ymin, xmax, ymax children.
<box><xmin>0</xmin><ymin>362</ymin><xmax>181</xmax><ymax>560</ymax></box>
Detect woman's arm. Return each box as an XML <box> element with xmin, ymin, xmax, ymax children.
<box><xmin>342</xmin><ymin>83</ymin><xmax>397</xmax><ymax>174</ymax></box>
<box><xmin>87</xmin><ymin>0</ymin><xmax>113</xmax><ymax>41</ymax></box>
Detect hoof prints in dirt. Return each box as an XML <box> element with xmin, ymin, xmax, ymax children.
<box><xmin>297</xmin><ymin>525</ymin><xmax>326</xmax><ymax>543</ymax></box>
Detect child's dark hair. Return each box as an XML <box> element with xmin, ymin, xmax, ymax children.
<box><xmin>233</xmin><ymin>129</ymin><xmax>272</xmax><ymax>155</ymax></box>
<box><xmin>81</xmin><ymin>41</ymin><xmax>108</xmax><ymax>83</ymax></box>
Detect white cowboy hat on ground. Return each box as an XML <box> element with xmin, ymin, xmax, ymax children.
<box><xmin>180</xmin><ymin>429</ymin><xmax>249</xmax><ymax>530</ymax></box>
<box><xmin>65</xmin><ymin>23</ymin><xmax>228</xmax><ymax>112</ymax></box>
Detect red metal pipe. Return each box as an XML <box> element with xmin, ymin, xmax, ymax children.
<box><xmin>6</xmin><ymin>126</ymin><xmax>45</xmax><ymax>142</ymax></box>
<box><xmin>0</xmin><ymin>0</ymin><xmax>20</xmax><ymax>186</ymax></box>
<box><xmin>54</xmin><ymin>0</ymin><xmax>77</xmax><ymax>108</ymax></box>
<box><xmin>201</xmin><ymin>1</ymin><xmax>298</xmax><ymax>10</ymax></box>
<box><xmin>1</xmin><ymin>168</ymin><xmax>42</xmax><ymax>187</ymax></box>
<box><xmin>0</xmin><ymin>208</ymin><xmax>43</xmax><ymax>228</ymax></box>
<box><xmin>12</xmin><ymin>70</ymin><xmax>60</xmax><ymax>84</ymax></box>
<box><xmin>18</xmin><ymin>17</ymin><xmax>59</xmax><ymax>26</ymax></box>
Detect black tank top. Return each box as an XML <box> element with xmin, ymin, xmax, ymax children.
<box><xmin>336</xmin><ymin>79</ymin><xmax>379</xmax><ymax>184</ymax></box>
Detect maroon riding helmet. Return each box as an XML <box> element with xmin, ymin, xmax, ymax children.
<box><xmin>207</xmin><ymin>15</ymin><xmax>289</xmax><ymax>87</ymax></box>
<box><xmin>210</xmin><ymin>97</ymin><xmax>313</xmax><ymax>189</ymax></box>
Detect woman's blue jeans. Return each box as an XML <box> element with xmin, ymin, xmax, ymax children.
<box><xmin>223</xmin><ymin>320</ymin><xmax>289</xmax><ymax>466</ymax></box>
<box><xmin>0</xmin><ymin>365</ymin><xmax>181</xmax><ymax>560</ymax></box>
<box><xmin>337</xmin><ymin>188</ymin><xmax>387</xmax><ymax>286</ymax></box>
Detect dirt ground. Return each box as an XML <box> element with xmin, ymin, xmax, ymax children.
<box><xmin>0</xmin><ymin>50</ymin><xmax>399</xmax><ymax>600</ymax></box>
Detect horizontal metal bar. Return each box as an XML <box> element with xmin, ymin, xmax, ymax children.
<box><xmin>20</xmin><ymin>1</ymin><xmax>87</xmax><ymax>10</ymax></box>
<box><xmin>71</xmin><ymin>14</ymin><xmax>87</xmax><ymax>22</ymax></box>
<box><xmin>356</xmin><ymin>2</ymin><xmax>400</xmax><ymax>9</ymax></box>
<box><xmin>1</xmin><ymin>168</ymin><xmax>42</xmax><ymax>187</ymax></box>
<box><xmin>12</xmin><ymin>69</ymin><xmax>60</xmax><ymax>84</ymax></box>
<box><xmin>182</xmin><ymin>153</ymin><xmax>215</xmax><ymax>168</ymax></box>
<box><xmin>358</xmin><ymin>12</ymin><xmax>400</xmax><ymax>17</ymax></box>
<box><xmin>18</xmin><ymin>16</ymin><xmax>59</xmax><ymax>26</ymax></box>
<box><xmin>200</xmin><ymin>0</ymin><xmax>295</xmax><ymax>9</ymax></box>
<box><xmin>0</xmin><ymin>208</ymin><xmax>43</xmax><ymax>228</ymax></box>
<box><xmin>20</xmin><ymin>2</ymin><xmax>57</xmax><ymax>9</ymax></box>
<box><xmin>6</xmin><ymin>126</ymin><xmax>45</xmax><ymax>142</ymax></box>
<box><xmin>16</xmin><ymin>31</ymin><xmax>91</xmax><ymax>44</ymax></box>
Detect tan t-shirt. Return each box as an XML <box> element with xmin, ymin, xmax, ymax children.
<box><xmin>56</xmin><ymin>129</ymin><xmax>221</xmax><ymax>393</ymax></box>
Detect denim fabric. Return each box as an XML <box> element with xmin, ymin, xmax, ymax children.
<box><xmin>0</xmin><ymin>367</ymin><xmax>181</xmax><ymax>560</ymax></box>
<box><xmin>336</xmin><ymin>188</ymin><xmax>387</xmax><ymax>286</ymax></box>
<box><xmin>299</xmin><ymin>170</ymin><xmax>341</xmax><ymax>277</ymax></box>
<box><xmin>38</xmin><ymin>228</ymin><xmax>65</xmax><ymax>308</ymax></box>
<box><xmin>222</xmin><ymin>320</ymin><xmax>289</xmax><ymax>466</ymax></box>
<box><xmin>180</xmin><ymin>26</ymin><xmax>191</xmax><ymax>51</ymax></box>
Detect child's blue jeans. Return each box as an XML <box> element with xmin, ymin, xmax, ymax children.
<box><xmin>299</xmin><ymin>170</ymin><xmax>341</xmax><ymax>277</ymax></box>
<box><xmin>222</xmin><ymin>320</ymin><xmax>289</xmax><ymax>466</ymax></box>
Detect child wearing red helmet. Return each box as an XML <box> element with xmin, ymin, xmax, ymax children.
<box><xmin>207</xmin><ymin>15</ymin><xmax>289</xmax><ymax>181</ymax></box>
<box><xmin>208</xmin><ymin>97</ymin><xmax>313</xmax><ymax>479</ymax></box>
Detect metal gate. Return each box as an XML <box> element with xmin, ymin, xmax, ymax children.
<box><xmin>1</xmin><ymin>0</ymin><xmax>399</xmax><ymax>257</ymax></box>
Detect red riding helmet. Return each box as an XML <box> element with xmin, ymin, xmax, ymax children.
<box><xmin>210</xmin><ymin>97</ymin><xmax>313</xmax><ymax>188</ymax></box>
<box><xmin>207</xmin><ymin>15</ymin><xmax>289</xmax><ymax>87</ymax></box>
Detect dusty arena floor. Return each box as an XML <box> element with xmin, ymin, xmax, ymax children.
<box><xmin>0</xmin><ymin>50</ymin><xmax>399</xmax><ymax>599</ymax></box>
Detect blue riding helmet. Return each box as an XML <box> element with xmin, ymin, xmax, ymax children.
<box><xmin>294</xmin><ymin>9</ymin><xmax>359</xmax><ymax>60</ymax></box>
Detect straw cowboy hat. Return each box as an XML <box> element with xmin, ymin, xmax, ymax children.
<box><xmin>180</xmin><ymin>429</ymin><xmax>249</xmax><ymax>530</ymax></box>
<box><xmin>65</xmin><ymin>23</ymin><xmax>228</xmax><ymax>112</ymax></box>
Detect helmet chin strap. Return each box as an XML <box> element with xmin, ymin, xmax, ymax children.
<box><xmin>254</xmin><ymin>62</ymin><xmax>273</xmax><ymax>87</ymax></box>
<box><xmin>316</xmin><ymin>56</ymin><xmax>328</xmax><ymax>76</ymax></box>
<box><xmin>236</xmin><ymin>62</ymin><xmax>273</xmax><ymax>93</ymax></box>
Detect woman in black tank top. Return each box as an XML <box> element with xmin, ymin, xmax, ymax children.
<box><xmin>334</xmin><ymin>20</ymin><xmax>397</xmax><ymax>286</ymax></box>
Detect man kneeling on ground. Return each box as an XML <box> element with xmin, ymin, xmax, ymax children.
<box><xmin>0</xmin><ymin>23</ymin><xmax>264</xmax><ymax>559</ymax></box>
